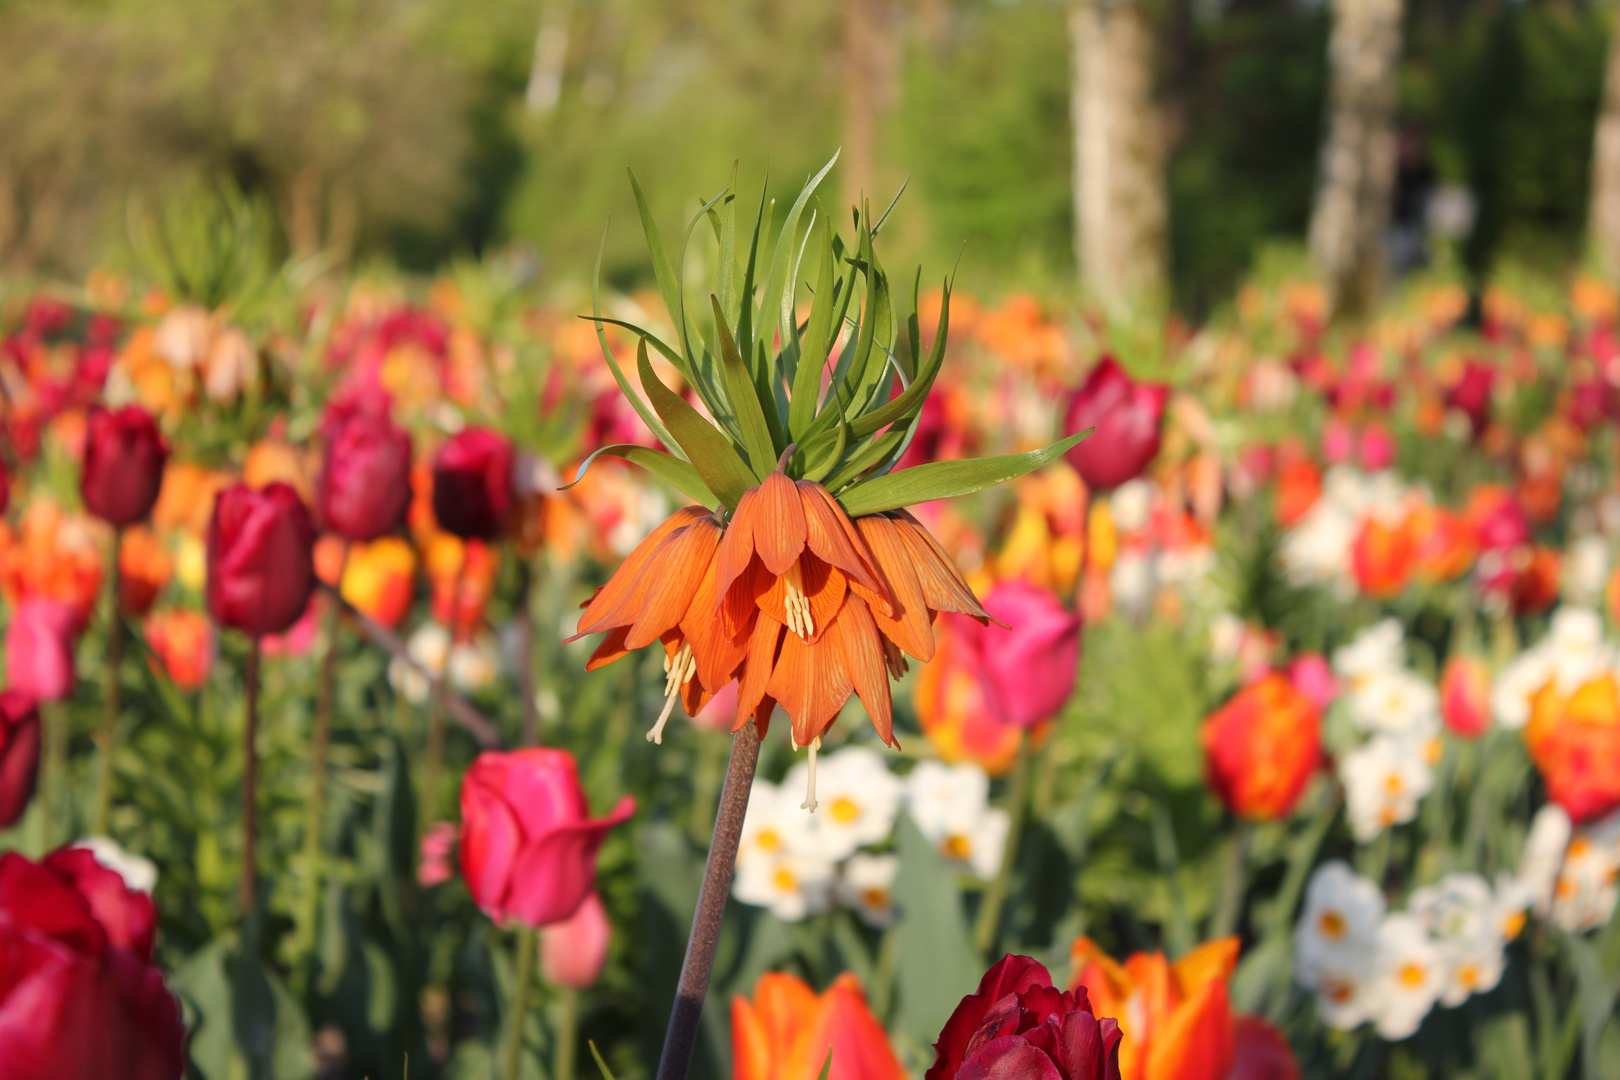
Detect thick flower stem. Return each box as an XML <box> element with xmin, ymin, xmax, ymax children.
<box><xmin>241</xmin><ymin>640</ymin><xmax>262</xmax><ymax>917</ymax></box>
<box><xmin>655</xmin><ymin>723</ymin><xmax>762</xmax><ymax>1080</ymax></box>
<box><xmin>518</xmin><ymin>557</ymin><xmax>540</xmax><ymax>747</ymax></box>
<box><xmin>973</xmin><ymin>737</ymin><xmax>1032</xmax><ymax>957</ymax></box>
<box><xmin>92</xmin><ymin>525</ymin><xmax>123</xmax><ymax>836</ymax></box>
<box><xmin>501</xmin><ymin>925</ymin><xmax>537</xmax><ymax>1080</ymax></box>
<box><xmin>553</xmin><ymin>987</ymin><xmax>578</xmax><ymax>1080</ymax></box>
<box><xmin>300</xmin><ymin>542</ymin><xmax>348</xmax><ymax>989</ymax></box>
<box><xmin>43</xmin><ymin>701</ymin><xmax>69</xmax><ymax>848</ymax></box>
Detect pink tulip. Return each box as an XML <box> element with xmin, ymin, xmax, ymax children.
<box><xmin>1063</xmin><ymin>356</ymin><xmax>1169</xmax><ymax>490</ymax></box>
<box><xmin>540</xmin><ymin>890</ymin><xmax>611</xmax><ymax>989</ymax></box>
<box><xmin>1440</xmin><ymin>655</ymin><xmax>1491</xmax><ymax>738</ymax></box>
<box><xmin>459</xmin><ymin>748</ymin><xmax>635</xmax><ymax>928</ymax></box>
<box><xmin>5</xmin><ymin>596</ymin><xmax>79</xmax><ymax>702</ymax></box>
<box><xmin>947</xmin><ymin>580</ymin><xmax>1081</xmax><ymax>730</ymax></box>
<box><xmin>1321</xmin><ymin>418</ymin><xmax>1354</xmax><ymax>466</ymax></box>
<box><xmin>1286</xmin><ymin>653</ymin><xmax>1338</xmax><ymax>712</ymax></box>
<box><xmin>1356</xmin><ymin>422</ymin><xmax>1396</xmax><ymax>472</ymax></box>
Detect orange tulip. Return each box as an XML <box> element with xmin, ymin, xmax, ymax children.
<box><xmin>1273</xmin><ymin>460</ymin><xmax>1320</xmax><ymax>530</ymax></box>
<box><xmin>1525</xmin><ymin>676</ymin><xmax>1620</xmax><ymax>823</ymax></box>
<box><xmin>0</xmin><ymin>501</ymin><xmax>104</xmax><ymax>623</ymax></box>
<box><xmin>340</xmin><ymin>537</ymin><xmax>418</xmax><ymax>628</ymax></box>
<box><xmin>1351</xmin><ymin>515</ymin><xmax>1415</xmax><ymax>598</ymax></box>
<box><xmin>1409</xmin><ymin>505</ymin><xmax>1475</xmax><ymax>583</ymax></box>
<box><xmin>914</xmin><ymin>625</ymin><xmax>1023</xmax><ymax>776</ymax></box>
<box><xmin>733</xmin><ymin>972</ymin><xmax>905</xmax><ymax>1080</ymax></box>
<box><xmin>118</xmin><ymin>526</ymin><xmax>174</xmax><ymax>618</ymax></box>
<box><xmin>1070</xmin><ymin>937</ymin><xmax>1240</xmax><ymax>1080</ymax></box>
<box><xmin>144</xmin><ymin>608</ymin><xmax>214</xmax><ymax>690</ymax></box>
<box><xmin>1201</xmin><ymin>673</ymin><xmax>1322</xmax><ymax>821</ymax></box>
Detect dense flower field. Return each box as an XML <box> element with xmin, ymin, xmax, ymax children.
<box><xmin>2</xmin><ymin>178</ymin><xmax>1620</xmax><ymax>1080</ymax></box>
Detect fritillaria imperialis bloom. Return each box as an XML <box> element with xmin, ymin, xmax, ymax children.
<box><xmin>734</xmin><ymin>970</ymin><xmax>905</xmax><ymax>1080</ymax></box>
<box><xmin>80</xmin><ymin>405</ymin><xmax>168</xmax><ymax>528</ymax></box>
<box><xmin>1201</xmin><ymin>672</ymin><xmax>1322</xmax><ymax>821</ymax></box>
<box><xmin>569</xmin><ymin>176</ymin><xmax>1079</xmax><ymax>810</ymax></box>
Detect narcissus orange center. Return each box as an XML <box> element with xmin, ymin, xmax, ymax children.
<box><xmin>570</xmin><ymin>468</ymin><xmax>989</xmax><ymax>812</ymax></box>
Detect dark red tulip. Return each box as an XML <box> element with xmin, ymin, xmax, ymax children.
<box><xmin>318</xmin><ymin>394</ymin><xmax>412</xmax><ymax>541</ymax></box>
<box><xmin>0</xmin><ymin>691</ymin><xmax>41</xmax><ymax>828</ymax></box>
<box><xmin>927</xmin><ymin>954</ymin><xmax>1122</xmax><ymax>1080</ymax></box>
<box><xmin>1444</xmin><ymin>361</ymin><xmax>1495</xmax><ymax>437</ymax></box>
<box><xmin>80</xmin><ymin>405</ymin><xmax>168</xmax><ymax>527</ymax></box>
<box><xmin>1229</xmin><ymin>1016</ymin><xmax>1301</xmax><ymax>1080</ymax></box>
<box><xmin>0</xmin><ymin>849</ymin><xmax>184</xmax><ymax>1080</ymax></box>
<box><xmin>432</xmin><ymin>427</ymin><xmax>515</xmax><ymax>541</ymax></box>
<box><xmin>206</xmin><ymin>482</ymin><xmax>317</xmax><ymax>638</ymax></box>
<box><xmin>0</xmin><ymin>460</ymin><xmax>9</xmax><ymax>516</ymax></box>
<box><xmin>1064</xmin><ymin>356</ymin><xmax>1169</xmax><ymax>490</ymax></box>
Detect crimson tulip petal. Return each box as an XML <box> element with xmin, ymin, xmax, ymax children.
<box><xmin>504</xmin><ymin>796</ymin><xmax>636</xmax><ymax>927</ymax></box>
<box><xmin>957</xmin><ymin>1038</ymin><xmax>1065</xmax><ymax>1080</ymax></box>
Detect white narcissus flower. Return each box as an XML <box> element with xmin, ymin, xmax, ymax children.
<box><xmin>1491</xmin><ymin>648</ymin><xmax>1554</xmax><ymax>731</ymax></box>
<box><xmin>1340</xmin><ymin>735</ymin><xmax>1434</xmax><ymax>842</ymax></box>
<box><xmin>731</xmin><ymin>853</ymin><xmax>835</xmax><ymax>923</ymax></box>
<box><xmin>74</xmin><ymin>836</ymin><xmax>158</xmax><ymax>894</ymax></box>
<box><xmin>1520</xmin><ymin>804</ymin><xmax>1575</xmax><ymax>916</ymax></box>
<box><xmin>782</xmin><ymin>746</ymin><xmax>903</xmax><ymax>862</ymax></box>
<box><xmin>1564</xmin><ymin>535</ymin><xmax>1610</xmax><ymax>605</ymax></box>
<box><xmin>836</xmin><ymin>853</ymin><xmax>900</xmax><ymax>928</ymax></box>
<box><xmin>1550</xmin><ymin>812</ymin><xmax>1620</xmax><ymax>933</ymax></box>
<box><xmin>1409</xmin><ymin>873</ymin><xmax>1506</xmax><ymax>1006</ymax></box>
<box><xmin>904</xmin><ymin>760</ymin><xmax>1009</xmax><ymax>879</ymax></box>
<box><xmin>1110</xmin><ymin>480</ymin><xmax>1154</xmax><ymax>534</ymax></box>
<box><xmin>1347</xmin><ymin>669</ymin><xmax>1441</xmax><ymax>738</ymax></box>
<box><xmin>1279</xmin><ymin>502</ymin><xmax>1356</xmax><ymax>591</ymax></box>
<box><xmin>1332</xmin><ymin>619</ymin><xmax>1406</xmax><ymax>688</ymax></box>
<box><xmin>1296</xmin><ymin>861</ymin><xmax>1386</xmax><ymax>988</ymax></box>
<box><xmin>1367</xmin><ymin>913</ymin><xmax>1446</xmax><ymax>1039</ymax></box>
<box><xmin>736</xmin><ymin>781</ymin><xmax>812</xmax><ymax>869</ymax></box>
<box><xmin>391</xmin><ymin>622</ymin><xmax>450</xmax><ymax>704</ymax></box>
<box><xmin>448</xmin><ymin>635</ymin><xmax>500</xmax><ymax>692</ymax></box>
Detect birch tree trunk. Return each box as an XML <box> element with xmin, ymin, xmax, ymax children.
<box><xmin>1308</xmin><ymin>0</ymin><xmax>1404</xmax><ymax>318</ymax></box>
<box><xmin>843</xmin><ymin>0</ymin><xmax>899</xmax><ymax>212</ymax></box>
<box><xmin>525</xmin><ymin>1</ymin><xmax>573</xmax><ymax>115</ymax></box>
<box><xmin>1069</xmin><ymin>0</ymin><xmax>1168</xmax><ymax>316</ymax></box>
<box><xmin>1589</xmin><ymin>13</ymin><xmax>1620</xmax><ymax>278</ymax></box>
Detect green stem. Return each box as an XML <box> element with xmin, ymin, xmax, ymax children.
<box><xmin>973</xmin><ymin>739</ymin><xmax>1032</xmax><ymax>956</ymax></box>
<box><xmin>502</xmin><ymin>926</ymin><xmax>537</xmax><ymax>1080</ymax></box>
<box><xmin>421</xmin><ymin>555</ymin><xmax>468</xmax><ymax>834</ymax></box>
<box><xmin>553</xmin><ymin>986</ymin><xmax>578</xmax><ymax>1080</ymax></box>
<box><xmin>241</xmin><ymin>640</ymin><xmax>261</xmax><ymax>917</ymax></box>
<box><xmin>299</xmin><ymin>542</ymin><xmax>348</xmax><ymax>991</ymax></box>
<box><xmin>1210</xmin><ymin>819</ymin><xmax>1252</xmax><ymax>940</ymax></box>
<box><xmin>44</xmin><ymin>700</ymin><xmax>69</xmax><ymax>848</ymax></box>
<box><xmin>518</xmin><ymin>557</ymin><xmax>540</xmax><ymax>747</ymax></box>
<box><xmin>92</xmin><ymin>525</ymin><xmax>123</xmax><ymax>835</ymax></box>
<box><xmin>1148</xmin><ymin>799</ymin><xmax>1194</xmax><ymax>958</ymax></box>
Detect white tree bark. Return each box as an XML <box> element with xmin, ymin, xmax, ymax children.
<box><xmin>1069</xmin><ymin>0</ymin><xmax>1168</xmax><ymax>315</ymax></box>
<box><xmin>1589</xmin><ymin>14</ymin><xmax>1620</xmax><ymax>277</ymax></box>
<box><xmin>525</xmin><ymin>0</ymin><xmax>573</xmax><ymax>114</ymax></box>
<box><xmin>1308</xmin><ymin>0</ymin><xmax>1404</xmax><ymax>318</ymax></box>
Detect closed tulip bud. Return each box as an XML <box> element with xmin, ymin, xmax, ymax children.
<box><xmin>206</xmin><ymin>482</ymin><xmax>317</xmax><ymax>638</ymax></box>
<box><xmin>5</xmin><ymin>596</ymin><xmax>79</xmax><ymax>702</ymax></box>
<box><xmin>0</xmin><ymin>691</ymin><xmax>41</xmax><ymax>828</ymax></box>
<box><xmin>1440</xmin><ymin>655</ymin><xmax>1491</xmax><ymax>738</ymax></box>
<box><xmin>1202</xmin><ymin>673</ymin><xmax>1322</xmax><ymax>821</ymax></box>
<box><xmin>540</xmin><ymin>890</ymin><xmax>611</xmax><ymax>989</ymax></box>
<box><xmin>1445</xmin><ymin>361</ymin><xmax>1495</xmax><ymax>436</ymax></box>
<box><xmin>432</xmin><ymin>428</ymin><xmax>514</xmax><ymax>541</ymax></box>
<box><xmin>1064</xmin><ymin>356</ymin><xmax>1170</xmax><ymax>491</ymax></box>
<box><xmin>946</xmin><ymin>580</ymin><xmax>1081</xmax><ymax>730</ymax></box>
<box><xmin>80</xmin><ymin>406</ymin><xmax>168</xmax><ymax>528</ymax></box>
<box><xmin>458</xmin><ymin>748</ymin><xmax>635</xmax><ymax>928</ymax></box>
<box><xmin>318</xmin><ymin>397</ymin><xmax>412</xmax><ymax>542</ymax></box>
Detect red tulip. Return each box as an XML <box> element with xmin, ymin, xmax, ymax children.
<box><xmin>1201</xmin><ymin>673</ymin><xmax>1321</xmax><ymax>821</ymax></box>
<box><xmin>80</xmin><ymin>405</ymin><xmax>168</xmax><ymax>528</ymax></box>
<box><xmin>318</xmin><ymin>395</ymin><xmax>412</xmax><ymax>542</ymax></box>
<box><xmin>1440</xmin><ymin>655</ymin><xmax>1491</xmax><ymax>738</ymax></box>
<box><xmin>928</xmin><ymin>954</ymin><xmax>1122</xmax><ymax>1080</ymax></box>
<box><xmin>0</xmin><ymin>460</ymin><xmax>9</xmax><ymax>516</ymax></box>
<box><xmin>458</xmin><ymin>748</ymin><xmax>635</xmax><ymax>927</ymax></box>
<box><xmin>206</xmin><ymin>482</ymin><xmax>317</xmax><ymax>638</ymax></box>
<box><xmin>1445</xmin><ymin>361</ymin><xmax>1495</xmax><ymax>436</ymax></box>
<box><xmin>540</xmin><ymin>890</ymin><xmax>612</xmax><ymax>989</ymax></box>
<box><xmin>1228</xmin><ymin>1017</ymin><xmax>1299</xmax><ymax>1080</ymax></box>
<box><xmin>1064</xmin><ymin>357</ymin><xmax>1170</xmax><ymax>490</ymax></box>
<box><xmin>432</xmin><ymin>427</ymin><xmax>514</xmax><ymax>541</ymax></box>
<box><xmin>5</xmin><ymin>595</ymin><xmax>79</xmax><ymax>702</ymax></box>
<box><xmin>946</xmin><ymin>580</ymin><xmax>1081</xmax><ymax>730</ymax></box>
<box><xmin>0</xmin><ymin>690</ymin><xmax>41</xmax><ymax>828</ymax></box>
<box><xmin>0</xmin><ymin>849</ymin><xmax>184</xmax><ymax>1080</ymax></box>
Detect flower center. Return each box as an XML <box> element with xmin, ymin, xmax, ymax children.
<box><xmin>830</xmin><ymin>797</ymin><xmax>861</xmax><ymax>824</ymax></box>
<box><xmin>647</xmin><ymin>641</ymin><xmax>696</xmax><ymax>745</ymax></box>
<box><xmin>783</xmin><ymin>561</ymin><xmax>815</xmax><ymax>640</ymax></box>
<box><xmin>860</xmin><ymin>887</ymin><xmax>890</xmax><ymax>910</ymax></box>
<box><xmin>1399</xmin><ymin>963</ymin><xmax>1426</xmax><ymax>988</ymax></box>
<box><xmin>1458</xmin><ymin>963</ymin><xmax>1480</xmax><ymax>989</ymax></box>
<box><xmin>943</xmin><ymin>834</ymin><xmax>973</xmax><ymax>860</ymax></box>
<box><xmin>1323</xmin><ymin>977</ymin><xmax>1356</xmax><ymax>1004</ymax></box>
<box><xmin>756</xmin><ymin>828</ymin><xmax>782</xmax><ymax>854</ymax></box>
<box><xmin>1319</xmin><ymin>911</ymin><xmax>1346</xmax><ymax>939</ymax></box>
<box><xmin>773</xmin><ymin>867</ymin><xmax>798</xmax><ymax>892</ymax></box>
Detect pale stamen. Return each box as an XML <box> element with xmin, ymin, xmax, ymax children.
<box><xmin>783</xmin><ymin>561</ymin><xmax>814</xmax><ymax>640</ymax></box>
<box><xmin>800</xmin><ymin>735</ymin><xmax>822</xmax><ymax>812</ymax></box>
<box><xmin>648</xmin><ymin>642</ymin><xmax>697</xmax><ymax>744</ymax></box>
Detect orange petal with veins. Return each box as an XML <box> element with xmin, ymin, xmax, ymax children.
<box><xmin>714</xmin><ymin>486</ymin><xmax>761</xmax><ymax>605</ymax></box>
<box><xmin>681</xmin><ymin>557</ymin><xmax>751</xmax><ymax>693</ymax></box>
<box><xmin>753</xmin><ymin>471</ymin><xmax>807</xmax><ymax>575</ymax></box>
<box><xmin>734</xmin><ymin>614</ymin><xmax>785</xmax><ymax>733</ymax></box>
<box><xmin>834</xmin><ymin>593</ymin><xmax>897</xmax><ymax>746</ymax></box>
<box><xmin>892</xmin><ymin>510</ymin><xmax>992</xmax><ymax>623</ymax></box>
<box><xmin>768</xmin><ymin>626</ymin><xmax>855</xmax><ymax>747</ymax></box>
<box><xmin>571</xmin><ymin>506</ymin><xmax>709</xmax><ymax>638</ymax></box>
<box><xmin>585</xmin><ymin>626</ymin><xmax>631</xmax><ymax>671</ymax></box>
<box><xmin>756</xmin><ymin>557</ymin><xmax>847</xmax><ymax>645</ymax></box>
<box><xmin>854</xmin><ymin>514</ymin><xmax>936</xmax><ymax>661</ymax></box>
<box><xmin>799</xmin><ymin>481</ymin><xmax>889</xmax><ymax>608</ymax></box>
<box><xmin>623</xmin><ymin>515</ymin><xmax>722</xmax><ymax>648</ymax></box>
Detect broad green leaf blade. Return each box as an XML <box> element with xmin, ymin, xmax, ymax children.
<box><xmin>892</xmin><ymin>814</ymin><xmax>981</xmax><ymax>1048</ymax></box>
<box><xmin>823</xmin><ymin>425</ymin><xmax>906</xmax><ymax>492</ymax></box>
<box><xmin>637</xmin><ymin>340</ymin><xmax>756</xmax><ymax>509</ymax></box>
<box><xmin>764</xmin><ymin>149</ymin><xmax>839</xmax><ymax>348</ymax></box>
<box><xmin>736</xmin><ymin>177</ymin><xmax>769</xmax><ymax>380</ymax></box>
<box><xmin>592</xmin><ymin>225</ymin><xmax>675</xmax><ymax>449</ymax></box>
<box><xmin>712</xmin><ymin>295</ymin><xmax>778</xmax><ymax>479</ymax></box>
<box><xmin>563</xmin><ymin>444</ymin><xmax>717</xmax><ymax>508</ymax></box>
<box><xmin>837</xmin><ymin>431</ymin><xmax>1088</xmax><ymax>517</ymax></box>
<box><xmin>627</xmin><ymin>169</ymin><xmax>692</xmax><ymax>375</ymax></box>
<box><xmin>790</xmin><ymin>209</ymin><xmax>838</xmax><ymax>435</ymax></box>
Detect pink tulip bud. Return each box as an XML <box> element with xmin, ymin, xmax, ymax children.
<box><xmin>540</xmin><ymin>890</ymin><xmax>611</xmax><ymax>989</ymax></box>
<box><xmin>1287</xmin><ymin>653</ymin><xmax>1338</xmax><ymax>712</ymax></box>
<box><xmin>1440</xmin><ymin>655</ymin><xmax>1491</xmax><ymax>738</ymax></box>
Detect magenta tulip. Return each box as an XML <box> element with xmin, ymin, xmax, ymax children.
<box><xmin>540</xmin><ymin>890</ymin><xmax>612</xmax><ymax>989</ymax></box>
<box><xmin>459</xmin><ymin>748</ymin><xmax>635</xmax><ymax>928</ymax></box>
<box><xmin>946</xmin><ymin>580</ymin><xmax>1080</xmax><ymax>730</ymax></box>
<box><xmin>1063</xmin><ymin>356</ymin><xmax>1169</xmax><ymax>490</ymax></box>
<box><xmin>80</xmin><ymin>405</ymin><xmax>168</xmax><ymax>528</ymax></box>
<box><xmin>1445</xmin><ymin>361</ymin><xmax>1495</xmax><ymax>436</ymax></box>
<box><xmin>5</xmin><ymin>596</ymin><xmax>79</xmax><ymax>702</ymax></box>
<box><xmin>0</xmin><ymin>691</ymin><xmax>41</xmax><ymax>827</ymax></box>
<box><xmin>318</xmin><ymin>393</ymin><xmax>412</xmax><ymax>542</ymax></box>
<box><xmin>0</xmin><ymin>849</ymin><xmax>183</xmax><ymax>1080</ymax></box>
<box><xmin>432</xmin><ymin>427</ymin><xmax>515</xmax><ymax>541</ymax></box>
<box><xmin>206</xmin><ymin>482</ymin><xmax>317</xmax><ymax>638</ymax></box>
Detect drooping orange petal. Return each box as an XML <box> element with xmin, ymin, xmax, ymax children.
<box><xmin>756</xmin><ymin>557</ymin><xmax>848</xmax><ymax>645</ymax></box>
<box><xmin>892</xmin><ymin>510</ymin><xmax>991</xmax><ymax>622</ymax></box>
<box><xmin>721</xmin><ymin>557</ymin><xmax>770</xmax><ymax>642</ymax></box>
<box><xmin>572</xmin><ymin>506</ymin><xmax>709</xmax><ymax>638</ymax></box>
<box><xmin>734</xmin><ymin>614</ymin><xmax>785</xmax><ymax>734</ymax></box>
<box><xmin>681</xmin><ymin>557</ymin><xmax>751</xmax><ymax>693</ymax></box>
<box><xmin>832</xmin><ymin>593</ymin><xmax>897</xmax><ymax>747</ymax></box>
<box><xmin>799</xmin><ymin>481</ymin><xmax>890</xmax><ymax>610</ymax></box>
<box><xmin>852</xmin><ymin>514</ymin><xmax>936</xmax><ymax>661</ymax></box>
<box><xmin>768</xmin><ymin>625</ymin><xmax>855</xmax><ymax>747</ymax></box>
<box><xmin>713</xmin><ymin>485</ymin><xmax>761</xmax><ymax>606</ymax></box>
<box><xmin>624</xmin><ymin>515</ymin><xmax>722</xmax><ymax>648</ymax></box>
<box><xmin>585</xmin><ymin>626</ymin><xmax>632</xmax><ymax>671</ymax></box>
<box><xmin>753</xmin><ymin>471</ymin><xmax>808</xmax><ymax>575</ymax></box>
<box><xmin>1143</xmin><ymin>978</ymin><xmax>1234</xmax><ymax>1080</ymax></box>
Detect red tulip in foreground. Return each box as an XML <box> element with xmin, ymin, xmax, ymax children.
<box><xmin>80</xmin><ymin>404</ymin><xmax>169</xmax><ymax>528</ymax></box>
<box><xmin>540</xmin><ymin>890</ymin><xmax>612</xmax><ymax>989</ymax></box>
<box><xmin>0</xmin><ymin>848</ymin><xmax>184</xmax><ymax>1080</ymax></box>
<box><xmin>946</xmin><ymin>579</ymin><xmax>1081</xmax><ymax>730</ymax></box>
<box><xmin>1064</xmin><ymin>356</ymin><xmax>1170</xmax><ymax>491</ymax></box>
<box><xmin>5</xmin><ymin>594</ymin><xmax>79</xmax><ymax>702</ymax></box>
<box><xmin>733</xmin><ymin>971</ymin><xmax>905</xmax><ymax>1080</ymax></box>
<box><xmin>206</xmin><ymin>481</ymin><xmax>317</xmax><ymax>638</ymax></box>
<box><xmin>459</xmin><ymin>748</ymin><xmax>635</xmax><ymax>927</ymax></box>
<box><xmin>928</xmin><ymin>954</ymin><xmax>1123</xmax><ymax>1080</ymax></box>
<box><xmin>318</xmin><ymin>393</ymin><xmax>413</xmax><ymax>542</ymax></box>
<box><xmin>0</xmin><ymin>689</ymin><xmax>41</xmax><ymax>827</ymax></box>
<box><xmin>432</xmin><ymin>426</ymin><xmax>515</xmax><ymax>541</ymax></box>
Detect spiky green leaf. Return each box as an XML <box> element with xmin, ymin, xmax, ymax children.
<box><xmin>562</xmin><ymin>444</ymin><xmax>716</xmax><ymax>508</ymax></box>
<box><xmin>713</xmin><ymin>295</ymin><xmax>778</xmax><ymax>478</ymax></box>
<box><xmin>636</xmin><ymin>340</ymin><xmax>756</xmax><ymax>508</ymax></box>
<box><xmin>836</xmin><ymin>431</ymin><xmax>1088</xmax><ymax>517</ymax></box>
<box><xmin>591</xmin><ymin>226</ymin><xmax>674</xmax><ymax>449</ymax></box>
<box><xmin>764</xmin><ymin>150</ymin><xmax>839</xmax><ymax>348</ymax></box>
